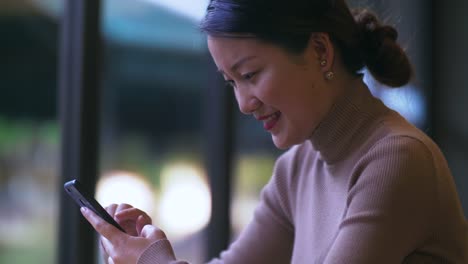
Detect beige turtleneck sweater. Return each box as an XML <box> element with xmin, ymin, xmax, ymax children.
<box><xmin>138</xmin><ymin>84</ymin><xmax>468</xmax><ymax>263</ymax></box>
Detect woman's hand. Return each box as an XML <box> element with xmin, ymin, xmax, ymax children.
<box><xmin>105</xmin><ymin>203</ymin><xmax>153</xmax><ymax>236</ymax></box>
<box><xmin>81</xmin><ymin>205</ymin><xmax>166</xmax><ymax>264</ymax></box>
<box><xmin>99</xmin><ymin>203</ymin><xmax>154</xmax><ymax>263</ymax></box>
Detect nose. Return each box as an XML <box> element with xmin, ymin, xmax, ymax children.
<box><xmin>235</xmin><ymin>89</ymin><xmax>261</xmax><ymax>115</ymax></box>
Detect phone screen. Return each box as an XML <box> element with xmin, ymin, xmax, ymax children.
<box><xmin>64</xmin><ymin>179</ymin><xmax>126</xmax><ymax>233</ymax></box>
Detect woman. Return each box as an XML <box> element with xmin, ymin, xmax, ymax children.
<box><xmin>81</xmin><ymin>0</ymin><xmax>468</xmax><ymax>263</ymax></box>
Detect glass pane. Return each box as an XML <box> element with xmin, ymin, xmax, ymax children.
<box><xmin>231</xmin><ymin>113</ymin><xmax>283</xmax><ymax>239</ymax></box>
<box><xmin>0</xmin><ymin>1</ymin><xmax>61</xmax><ymax>263</ymax></box>
<box><xmin>96</xmin><ymin>0</ymin><xmax>210</xmax><ymax>262</ymax></box>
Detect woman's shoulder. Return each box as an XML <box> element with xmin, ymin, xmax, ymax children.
<box><xmin>358</xmin><ymin>113</ymin><xmax>440</xmax><ymax>175</ymax></box>
<box><xmin>371</xmin><ymin>110</ymin><xmax>442</xmax><ymax>158</ymax></box>
<box><xmin>354</xmin><ymin>110</ymin><xmax>452</xmax><ymax>194</ymax></box>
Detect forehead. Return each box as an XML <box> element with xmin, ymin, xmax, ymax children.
<box><xmin>207</xmin><ymin>35</ymin><xmax>262</xmax><ymax>49</ymax></box>
<box><xmin>207</xmin><ymin>36</ymin><xmax>272</xmax><ymax>64</ymax></box>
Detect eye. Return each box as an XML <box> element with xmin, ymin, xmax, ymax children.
<box><xmin>225</xmin><ymin>79</ymin><xmax>236</xmax><ymax>88</ymax></box>
<box><xmin>242</xmin><ymin>71</ymin><xmax>257</xmax><ymax>81</ymax></box>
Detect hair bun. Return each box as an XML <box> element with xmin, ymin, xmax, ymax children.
<box><xmin>354</xmin><ymin>10</ymin><xmax>397</xmax><ymax>49</ymax></box>
<box><xmin>352</xmin><ymin>9</ymin><xmax>412</xmax><ymax>87</ymax></box>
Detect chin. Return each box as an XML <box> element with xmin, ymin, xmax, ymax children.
<box><xmin>272</xmin><ymin>136</ymin><xmax>296</xmax><ymax>150</ymax></box>
<box><xmin>272</xmin><ymin>136</ymin><xmax>307</xmax><ymax>150</ymax></box>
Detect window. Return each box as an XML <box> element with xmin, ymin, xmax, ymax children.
<box><xmin>0</xmin><ymin>2</ymin><xmax>60</xmax><ymax>263</ymax></box>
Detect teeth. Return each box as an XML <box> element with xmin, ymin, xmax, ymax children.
<box><xmin>265</xmin><ymin>112</ymin><xmax>278</xmax><ymax>122</ymax></box>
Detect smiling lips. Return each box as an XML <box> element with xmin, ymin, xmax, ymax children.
<box><xmin>258</xmin><ymin>111</ymin><xmax>282</xmax><ymax>131</ymax></box>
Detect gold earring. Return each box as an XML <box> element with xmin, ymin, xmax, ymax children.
<box><xmin>320</xmin><ymin>60</ymin><xmax>327</xmax><ymax>67</ymax></box>
<box><xmin>325</xmin><ymin>71</ymin><xmax>335</xmax><ymax>80</ymax></box>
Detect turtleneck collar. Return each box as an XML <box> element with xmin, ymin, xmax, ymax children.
<box><xmin>309</xmin><ymin>82</ymin><xmax>388</xmax><ymax>164</ymax></box>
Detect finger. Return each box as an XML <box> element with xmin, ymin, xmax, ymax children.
<box><xmin>81</xmin><ymin>207</ymin><xmax>124</xmax><ymax>243</ymax></box>
<box><xmin>100</xmin><ymin>237</ymin><xmax>107</xmax><ymax>255</ymax></box>
<box><xmin>101</xmin><ymin>237</ymin><xmax>119</xmax><ymax>264</ymax></box>
<box><xmin>140</xmin><ymin>224</ymin><xmax>166</xmax><ymax>241</ymax></box>
<box><xmin>115</xmin><ymin>208</ymin><xmax>152</xmax><ymax>224</ymax></box>
<box><xmin>136</xmin><ymin>215</ymin><xmax>150</xmax><ymax>236</ymax></box>
<box><xmin>115</xmin><ymin>203</ymin><xmax>133</xmax><ymax>214</ymax></box>
<box><xmin>115</xmin><ymin>208</ymin><xmax>152</xmax><ymax>236</ymax></box>
<box><xmin>101</xmin><ymin>236</ymin><xmax>117</xmax><ymax>257</ymax></box>
<box><xmin>105</xmin><ymin>204</ymin><xmax>118</xmax><ymax>217</ymax></box>
<box><xmin>100</xmin><ymin>236</ymin><xmax>111</xmax><ymax>258</ymax></box>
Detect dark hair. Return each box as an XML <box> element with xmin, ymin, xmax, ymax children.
<box><xmin>200</xmin><ymin>0</ymin><xmax>412</xmax><ymax>87</ymax></box>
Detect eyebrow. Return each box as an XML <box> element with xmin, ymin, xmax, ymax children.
<box><xmin>218</xmin><ymin>55</ymin><xmax>258</xmax><ymax>74</ymax></box>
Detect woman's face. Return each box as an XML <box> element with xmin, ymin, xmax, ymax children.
<box><xmin>208</xmin><ymin>36</ymin><xmax>334</xmax><ymax>149</ymax></box>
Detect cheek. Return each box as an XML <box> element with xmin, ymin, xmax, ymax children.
<box><xmin>255</xmin><ymin>64</ymin><xmax>320</xmax><ymax>112</ymax></box>
<box><xmin>255</xmin><ymin>72</ymin><xmax>290</xmax><ymax>104</ymax></box>
<box><xmin>280</xmin><ymin>82</ymin><xmax>323</xmax><ymax>132</ymax></box>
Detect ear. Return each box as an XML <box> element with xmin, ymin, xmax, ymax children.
<box><xmin>306</xmin><ymin>32</ymin><xmax>335</xmax><ymax>73</ymax></box>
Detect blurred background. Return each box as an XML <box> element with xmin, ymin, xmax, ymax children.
<box><xmin>0</xmin><ymin>0</ymin><xmax>466</xmax><ymax>263</ymax></box>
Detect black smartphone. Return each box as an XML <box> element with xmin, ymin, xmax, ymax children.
<box><xmin>64</xmin><ymin>179</ymin><xmax>126</xmax><ymax>233</ymax></box>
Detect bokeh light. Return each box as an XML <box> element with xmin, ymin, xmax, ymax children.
<box><xmin>95</xmin><ymin>171</ymin><xmax>156</xmax><ymax>217</ymax></box>
<box><xmin>158</xmin><ymin>163</ymin><xmax>211</xmax><ymax>239</ymax></box>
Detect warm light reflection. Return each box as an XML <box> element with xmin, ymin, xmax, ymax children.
<box><xmin>158</xmin><ymin>163</ymin><xmax>211</xmax><ymax>238</ymax></box>
<box><xmin>95</xmin><ymin>171</ymin><xmax>156</xmax><ymax>218</ymax></box>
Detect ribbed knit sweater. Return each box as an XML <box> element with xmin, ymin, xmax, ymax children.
<box><xmin>138</xmin><ymin>84</ymin><xmax>468</xmax><ymax>264</ymax></box>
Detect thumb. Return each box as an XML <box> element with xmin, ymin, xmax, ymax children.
<box><xmin>140</xmin><ymin>224</ymin><xmax>166</xmax><ymax>241</ymax></box>
<box><xmin>136</xmin><ymin>215</ymin><xmax>149</xmax><ymax>236</ymax></box>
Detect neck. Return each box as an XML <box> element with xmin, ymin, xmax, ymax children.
<box><xmin>310</xmin><ymin>82</ymin><xmax>386</xmax><ymax>163</ymax></box>
<box><xmin>325</xmin><ymin>68</ymin><xmax>365</xmax><ymax>114</ymax></box>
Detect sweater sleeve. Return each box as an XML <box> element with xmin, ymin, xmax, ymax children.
<box><xmin>323</xmin><ymin>136</ymin><xmax>437</xmax><ymax>264</ymax></box>
<box><xmin>138</xmin><ymin>239</ymin><xmax>188</xmax><ymax>264</ymax></box>
<box><xmin>209</xmin><ymin>159</ymin><xmax>295</xmax><ymax>264</ymax></box>
<box><xmin>138</xmin><ymin>153</ymin><xmax>295</xmax><ymax>264</ymax></box>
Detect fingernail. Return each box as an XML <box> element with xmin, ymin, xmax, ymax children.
<box><xmin>80</xmin><ymin>207</ymin><xmax>88</xmax><ymax>214</ymax></box>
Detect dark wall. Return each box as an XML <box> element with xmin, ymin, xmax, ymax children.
<box><xmin>433</xmin><ymin>0</ymin><xmax>468</xmax><ymax>214</ymax></box>
<box><xmin>0</xmin><ymin>16</ymin><xmax>57</xmax><ymax>120</ymax></box>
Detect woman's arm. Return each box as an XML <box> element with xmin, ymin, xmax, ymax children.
<box><xmin>323</xmin><ymin>136</ymin><xmax>437</xmax><ymax>263</ymax></box>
